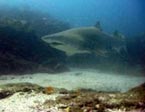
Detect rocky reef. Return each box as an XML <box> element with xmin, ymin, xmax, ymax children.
<box><xmin>0</xmin><ymin>7</ymin><xmax>70</xmax><ymax>37</ymax></box>
<box><xmin>0</xmin><ymin>82</ymin><xmax>145</xmax><ymax>112</ymax></box>
<box><xmin>126</xmin><ymin>33</ymin><xmax>145</xmax><ymax>73</ymax></box>
<box><xmin>0</xmin><ymin>7</ymin><xmax>72</xmax><ymax>75</ymax></box>
<box><xmin>0</xmin><ymin>25</ymin><xmax>68</xmax><ymax>75</ymax></box>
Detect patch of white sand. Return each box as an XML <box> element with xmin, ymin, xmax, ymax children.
<box><xmin>0</xmin><ymin>92</ymin><xmax>61</xmax><ymax>112</ymax></box>
<box><xmin>0</xmin><ymin>69</ymin><xmax>145</xmax><ymax>92</ymax></box>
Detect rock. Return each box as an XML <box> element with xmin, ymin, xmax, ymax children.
<box><xmin>0</xmin><ymin>8</ymin><xmax>70</xmax><ymax>37</ymax></box>
<box><xmin>58</xmin><ymin>88</ymin><xmax>69</xmax><ymax>94</ymax></box>
<box><xmin>126</xmin><ymin>33</ymin><xmax>145</xmax><ymax>73</ymax></box>
<box><xmin>0</xmin><ymin>90</ymin><xmax>13</xmax><ymax>99</ymax></box>
<box><xmin>0</xmin><ymin>83</ymin><xmax>44</xmax><ymax>99</ymax></box>
<box><xmin>42</xmin><ymin>83</ymin><xmax>145</xmax><ymax>112</ymax></box>
<box><xmin>0</xmin><ymin>25</ymin><xmax>68</xmax><ymax>75</ymax></box>
<box><xmin>128</xmin><ymin>82</ymin><xmax>145</xmax><ymax>99</ymax></box>
<box><xmin>0</xmin><ymin>82</ymin><xmax>144</xmax><ymax>111</ymax></box>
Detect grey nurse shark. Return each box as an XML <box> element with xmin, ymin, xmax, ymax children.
<box><xmin>42</xmin><ymin>26</ymin><xmax>125</xmax><ymax>57</ymax></box>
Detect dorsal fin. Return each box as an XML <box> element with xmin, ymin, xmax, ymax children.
<box><xmin>94</xmin><ymin>21</ymin><xmax>103</xmax><ymax>31</ymax></box>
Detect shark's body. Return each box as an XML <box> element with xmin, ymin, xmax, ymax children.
<box><xmin>42</xmin><ymin>26</ymin><xmax>125</xmax><ymax>56</ymax></box>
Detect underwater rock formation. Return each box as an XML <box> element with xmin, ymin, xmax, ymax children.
<box><xmin>0</xmin><ymin>82</ymin><xmax>145</xmax><ymax>112</ymax></box>
<box><xmin>0</xmin><ymin>7</ymin><xmax>70</xmax><ymax>37</ymax></box>
<box><xmin>0</xmin><ymin>83</ymin><xmax>44</xmax><ymax>99</ymax></box>
<box><xmin>126</xmin><ymin>33</ymin><xmax>145</xmax><ymax>72</ymax></box>
<box><xmin>0</xmin><ymin>25</ymin><xmax>68</xmax><ymax>75</ymax></box>
<box><xmin>38</xmin><ymin>82</ymin><xmax>145</xmax><ymax>112</ymax></box>
<box><xmin>42</xmin><ymin>26</ymin><xmax>128</xmax><ymax>73</ymax></box>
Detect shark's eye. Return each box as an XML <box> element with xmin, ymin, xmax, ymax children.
<box><xmin>50</xmin><ymin>42</ymin><xmax>63</xmax><ymax>46</ymax></box>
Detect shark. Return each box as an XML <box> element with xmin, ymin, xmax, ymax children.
<box><xmin>42</xmin><ymin>26</ymin><xmax>125</xmax><ymax>57</ymax></box>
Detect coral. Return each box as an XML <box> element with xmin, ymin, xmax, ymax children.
<box><xmin>44</xmin><ymin>86</ymin><xmax>55</xmax><ymax>94</ymax></box>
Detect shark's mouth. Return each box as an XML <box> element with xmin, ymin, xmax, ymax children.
<box><xmin>49</xmin><ymin>41</ymin><xmax>64</xmax><ymax>46</ymax></box>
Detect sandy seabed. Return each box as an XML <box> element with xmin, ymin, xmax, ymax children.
<box><xmin>0</xmin><ymin>69</ymin><xmax>145</xmax><ymax>112</ymax></box>
<box><xmin>0</xmin><ymin>69</ymin><xmax>145</xmax><ymax>92</ymax></box>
